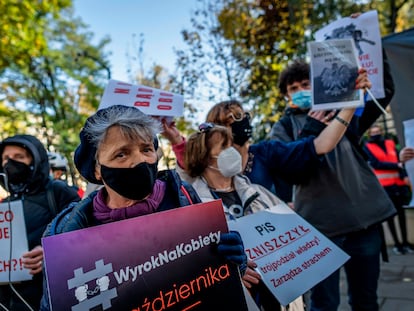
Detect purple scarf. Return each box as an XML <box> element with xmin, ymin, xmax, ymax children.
<box><xmin>93</xmin><ymin>179</ymin><xmax>166</xmax><ymax>223</ymax></box>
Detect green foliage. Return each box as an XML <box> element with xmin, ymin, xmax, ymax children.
<box><xmin>0</xmin><ymin>0</ymin><xmax>111</xmax><ymax>186</ymax></box>
<box><xmin>175</xmin><ymin>0</ymin><xmax>414</xmax><ymax>141</ymax></box>
<box><xmin>174</xmin><ymin>0</ymin><xmax>250</xmax><ymax>107</ymax></box>
<box><xmin>126</xmin><ymin>33</ymin><xmax>197</xmax><ymax>169</ymax></box>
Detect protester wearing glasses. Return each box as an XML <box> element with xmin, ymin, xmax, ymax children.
<box><xmin>181</xmin><ymin>99</ymin><xmax>359</xmax><ymax>310</ymax></box>
<box><xmin>162</xmin><ymin>98</ymin><xmax>359</xmax><ymax>196</ymax></box>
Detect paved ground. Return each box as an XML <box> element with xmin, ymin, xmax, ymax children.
<box><xmin>338</xmin><ymin>247</ymin><xmax>414</xmax><ymax>310</ymax></box>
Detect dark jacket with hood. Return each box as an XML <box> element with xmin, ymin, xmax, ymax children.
<box><xmin>0</xmin><ymin>134</ymin><xmax>80</xmax><ymax>311</ymax></box>
<box><xmin>268</xmin><ymin>54</ymin><xmax>396</xmax><ymax>237</ymax></box>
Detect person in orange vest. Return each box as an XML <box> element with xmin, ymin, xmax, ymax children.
<box><xmin>364</xmin><ymin>124</ymin><xmax>413</xmax><ymax>255</ymax></box>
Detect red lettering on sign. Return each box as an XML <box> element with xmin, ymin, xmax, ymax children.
<box><xmin>159</xmin><ymin>92</ymin><xmax>173</xmax><ymax>97</ymax></box>
<box><xmin>159</xmin><ymin>98</ymin><xmax>173</xmax><ymax>103</ymax></box>
<box><xmin>0</xmin><ymin>258</ymin><xmax>24</xmax><ymax>272</ymax></box>
<box><xmin>134</xmin><ymin>101</ymin><xmax>150</xmax><ymax>107</ymax></box>
<box><xmin>136</xmin><ymin>94</ymin><xmax>153</xmax><ymax>99</ymax></box>
<box><xmin>0</xmin><ymin>211</ymin><xmax>13</xmax><ymax>222</ymax></box>
<box><xmin>114</xmin><ymin>88</ymin><xmax>130</xmax><ymax>94</ymax></box>
<box><xmin>157</xmin><ymin>105</ymin><xmax>172</xmax><ymax>110</ymax></box>
<box><xmin>137</xmin><ymin>87</ymin><xmax>153</xmax><ymax>93</ymax></box>
<box><xmin>0</xmin><ymin>227</ymin><xmax>10</xmax><ymax>239</ymax></box>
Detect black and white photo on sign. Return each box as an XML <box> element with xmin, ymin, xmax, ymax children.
<box><xmin>315</xmin><ymin>10</ymin><xmax>384</xmax><ymax>99</ymax></box>
<box><xmin>307</xmin><ymin>38</ymin><xmax>363</xmax><ymax>111</ymax></box>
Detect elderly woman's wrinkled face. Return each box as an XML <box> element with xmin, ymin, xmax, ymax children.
<box><xmin>94</xmin><ymin>126</ymin><xmax>158</xmax><ymax>201</ymax></box>
<box><xmin>95</xmin><ymin>126</ymin><xmax>157</xmax><ymax>169</ymax></box>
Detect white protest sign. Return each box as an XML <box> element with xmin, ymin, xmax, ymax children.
<box><xmin>308</xmin><ymin>38</ymin><xmax>363</xmax><ymax>110</ymax></box>
<box><xmin>99</xmin><ymin>80</ymin><xmax>184</xmax><ymax>118</ymax></box>
<box><xmin>0</xmin><ymin>200</ymin><xmax>32</xmax><ymax>283</ymax></box>
<box><xmin>228</xmin><ymin>204</ymin><xmax>350</xmax><ymax>306</ymax></box>
<box><xmin>403</xmin><ymin>119</ymin><xmax>414</xmax><ymax>207</ymax></box>
<box><xmin>315</xmin><ymin>10</ymin><xmax>384</xmax><ymax>99</ymax></box>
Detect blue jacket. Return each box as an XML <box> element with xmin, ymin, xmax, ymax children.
<box><xmin>245</xmin><ymin>136</ymin><xmax>321</xmax><ymax>195</ymax></box>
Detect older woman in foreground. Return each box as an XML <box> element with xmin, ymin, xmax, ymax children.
<box><xmin>39</xmin><ymin>105</ymin><xmax>247</xmax><ymax>310</ymax></box>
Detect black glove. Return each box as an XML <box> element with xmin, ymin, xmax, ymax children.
<box><xmin>217</xmin><ymin>231</ymin><xmax>247</xmax><ymax>275</ymax></box>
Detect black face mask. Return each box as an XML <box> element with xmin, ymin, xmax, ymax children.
<box><xmin>100</xmin><ymin>162</ymin><xmax>158</xmax><ymax>200</ymax></box>
<box><xmin>370</xmin><ymin>134</ymin><xmax>383</xmax><ymax>142</ymax></box>
<box><xmin>3</xmin><ymin>158</ymin><xmax>33</xmax><ymax>185</ymax></box>
<box><xmin>231</xmin><ymin>116</ymin><xmax>253</xmax><ymax>146</ymax></box>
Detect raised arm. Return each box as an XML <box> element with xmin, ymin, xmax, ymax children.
<box><xmin>312</xmin><ymin>108</ymin><xmax>356</xmax><ymax>154</ymax></box>
<box><xmin>312</xmin><ymin>67</ymin><xmax>371</xmax><ymax>155</ymax></box>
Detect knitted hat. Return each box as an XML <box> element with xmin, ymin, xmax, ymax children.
<box><xmin>74</xmin><ymin>106</ymin><xmax>159</xmax><ymax>184</ymax></box>
<box><xmin>74</xmin><ymin>128</ymin><xmax>101</xmax><ymax>184</ymax></box>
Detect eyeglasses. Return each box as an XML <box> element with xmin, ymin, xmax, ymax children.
<box><xmin>198</xmin><ymin>122</ymin><xmax>215</xmax><ymax>133</ymax></box>
<box><xmin>229</xmin><ymin>112</ymin><xmax>251</xmax><ymax>122</ymax></box>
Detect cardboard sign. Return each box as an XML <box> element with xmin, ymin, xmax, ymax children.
<box><xmin>42</xmin><ymin>200</ymin><xmax>248</xmax><ymax>311</ymax></box>
<box><xmin>308</xmin><ymin>38</ymin><xmax>363</xmax><ymax>110</ymax></box>
<box><xmin>228</xmin><ymin>203</ymin><xmax>350</xmax><ymax>306</ymax></box>
<box><xmin>0</xmin><ymin>200</ymin><xmax>32</xmax><ymax>283</ymax></box>
<box><xmin>99</xmin><ymin>80</ymin><xmax>184</xmax><ymax>118</ymax></box>
<box><xmin>315</xmin><ymin>10</ymin><xmax>384</xmax><ymax>99</ymax></box>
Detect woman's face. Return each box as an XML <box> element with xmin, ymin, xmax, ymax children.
<box><xmin>94</xmin><ymin>126</ymin><xmax>157</xmax><ymax>181</ymax></box>
<box><xmin>207</xmin><ymin>132</ymin><xmax>231</xmax><ymax>167</ymax></box>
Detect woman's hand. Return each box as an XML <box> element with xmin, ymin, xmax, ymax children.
<box><xmin>355</xmin><ymin>68</ymin><xmax>372</xmax><ymax>90</ymax></box>
<box><xmin>160</xmin><ymin>118</ymin><xmax>183</xmax><ymax>145</ymax></box>
<box><xmin>242</xmin><ymin>260</ymin><xmax>261</xmax><ymax>289</ymax></box>
<box><xmin>22</xmin><ymin>245</ymin><xmax>44</xmax><ymax>275</ymax></box>
<box><xmin>400</xmin><ymin>147</ymin><xmax>414</xmax><ymax>163</ymax></box>
<box><xmin>308</xmin><ymin>109</ymin><xmax>337</xmax><ymax>125</ymax></box>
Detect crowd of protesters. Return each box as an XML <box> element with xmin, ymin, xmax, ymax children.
<box><xmin>1</xmin><ymin>16</ymin><xmax>414</xmax><ymax>311</ymax></box>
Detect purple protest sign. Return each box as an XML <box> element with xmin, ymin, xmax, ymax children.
<box><xmin>42</xmin><ymin>200</ymin><xmax>247</xmax><ymax>311</ymax></box>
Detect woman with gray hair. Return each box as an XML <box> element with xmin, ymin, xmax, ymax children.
<box><xmin>39</xmin><ymin>105</ymin><xmax>248</xmax><ymax>310</ymax></box>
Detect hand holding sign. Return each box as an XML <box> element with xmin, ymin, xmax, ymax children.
<box><xmin>228</xmin><ymin>203</ymin><xmax>350</xmax><ymax>306</ymax></box>
<box><xmin>22</xmin><ymin>245</ymin><xmax>43</xmax><ymax>275</ymax></box>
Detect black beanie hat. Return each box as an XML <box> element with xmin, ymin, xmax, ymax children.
<box><xmin>74</xmin><ymin>107</ymin><xmax>159</xmax><ymax>185</ymax></box>
<box><xmin>74</xmin><ymin>128</ymin><xmax>101</xmax><ymax>184</ymax></box>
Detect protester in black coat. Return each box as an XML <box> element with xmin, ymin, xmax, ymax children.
<box><xmin>0</xmin><ymin>134</ymin><xmax>80</xmax><ymax>311</ymax></box>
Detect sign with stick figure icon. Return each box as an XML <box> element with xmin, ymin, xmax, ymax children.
<box><xmin>315</xmin><ymin>10</ymin><xmax>384</xmax><ymax>99</ymax></box>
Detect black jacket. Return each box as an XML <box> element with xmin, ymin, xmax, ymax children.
<box><xmin>0</xmin><ymin>135</ymin><xmax>80</xmax><ymax>311</ymax></box>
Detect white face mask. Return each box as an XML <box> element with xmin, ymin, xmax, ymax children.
<box><xmin>210</xmin><ymin>146</ymin><xmax>242</xmax><ymax>177</ymax></box>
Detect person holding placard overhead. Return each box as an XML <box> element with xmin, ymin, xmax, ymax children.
<box><xmin>182</xmin><ymin>98</ymin><xmax>358</xmax><ymax>311</ymax></box>
<box><xmin>0</xmin><ymin>135</ymin><xmax>80</xmax><ymax>311</ymax></box>
<box><xmin>39</xmin><ymin>105</ymin><xmax>249</xmax><ymax>311</ymax></box>
<box><xmin>268</xmin><ymin>51</ymin><xmax>396</xmax><ymax>309</ymax></box>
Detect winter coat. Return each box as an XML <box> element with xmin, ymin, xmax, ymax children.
<box><xmin>0</xmin><ymin>135</ymin><xmax>80</xmax><ymax>311</ymax></box>
<box><xmin>191</xmin><ymin>174</ymin><xmax>284</xmax><ymax>219</ymax></box>
<box><xmin>39</xmin><ymin>169</ymin><xmax>201</xmax><ymax>311</ymax></box>
<box><xmin>267</xmin><ymin>55</ymin><xmax>396</xmax><ymax>237</ymax></box>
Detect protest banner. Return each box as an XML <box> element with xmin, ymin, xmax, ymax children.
<box><xmin>0</xmin><ymin>200</ymin><xmax>32</xmax><ymax>283</ymax></box>
<box><xmin>308</xmin><ymin>38</ymin><xmax>363</xmax><ymax>110</ymax></box>
<box><xmin>314</xmin><ymin>10</ymin><xmax>384</xmax><ymax>100</ymax></box>
<box><xmin>98</xmin><ymin>80</ymin><xmax>184</xmax><ymax>120</ymax></box>
<box><xmin>228</xmin><ymin>203</ymin><xmax>350</xmax><ymax>306</ymax></box>
<box><xmin>403</xmin><ymin>119</ymin><xmax>414</xmax><ymax>208</ymax></box>
<box><xmin>42</xmin><ymin>200</ymin><xmax>248</xmax><ymax>311</ymax></box>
